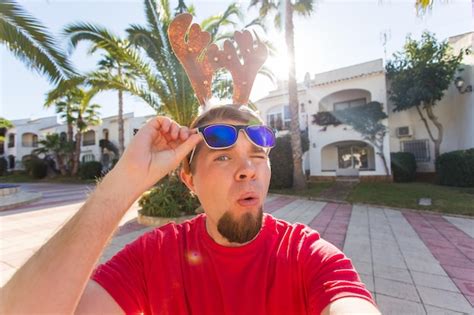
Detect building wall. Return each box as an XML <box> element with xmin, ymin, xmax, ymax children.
<box><xmin>387</xmin><ymin>33</ymin><xmax>473</xmax><ymax>172</ymax></box>
<box><xmin>306</xmin><ymin>69</ymin><xmax>391</xmax><ymax>177</ymax></box>
<box><xmin>1</xmin><ymin>113</ymin><xmax>156</xmax><ymax>171</ymax></box>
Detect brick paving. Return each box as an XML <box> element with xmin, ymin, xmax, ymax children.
<box><xmin>0</xmin><ymin>183</ymin><xmax>473</xmax><ymax>314</ymax></box>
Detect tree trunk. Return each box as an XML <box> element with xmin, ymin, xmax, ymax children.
<box><xmin>425</xmin><ymin>104</ymin><xmax>443</xmax><ymax>160</ymax></box>
<box><xmin>376</xmin><ymin>150</ymin><xmax>390</xmax><ymax>176</ymax></box>
<box><xmin>285</xmin><ymin>0</ymin><xmax>306</xmax><ymax>190</ymax></box>
<box><xmin>415</xmin><ymin>104</ymin><xmax>443</xmax><ymax>160</ymax></box>
<box><xmin>67</xmin><ymin>123</ymin><xmax>74</xmax><ymax>143</ymax></box>
<box><xmin>118</xmin><ymin>89</ymin><xmax>125</xmax><ymax>156</ymax></box>
<box><xmin>72</xmin><ymin>116</ymin><xmax>83</xmax><ymax>176</ymax></box>
<box><xmin>56</xmin><ymin>154</ymin><xmax>67</xmax><ymax>176</ymax></box>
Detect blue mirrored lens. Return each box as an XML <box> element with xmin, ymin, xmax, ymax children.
<box><xmin>245</xmin><ymin>126</ymin><xmax>276</xmax><ymax>147</ymax></box>
<box><xmin>202</xmin><ymin>125</ymin><xmax>237</xmax><ymax>148</ymax></box>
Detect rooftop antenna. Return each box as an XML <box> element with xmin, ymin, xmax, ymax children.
<box><xmin>379</xmin><ymin>29</ymin><xmax>392</xmax><ymax>63</ymax></box>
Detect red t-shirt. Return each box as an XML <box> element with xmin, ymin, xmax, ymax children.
<box><xmin>92</xmin><ymin>213</ymin><xmax>375</xmax><ymax>314</ymax></box>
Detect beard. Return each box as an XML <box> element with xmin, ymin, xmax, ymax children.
<box><xmin>217</xmin><ymin>207</ymin><xmax>264</xmax><ymax>244</ymax></box>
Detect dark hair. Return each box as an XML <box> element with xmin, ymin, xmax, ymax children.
<box><xmin>182</xmin><ymin>105</ymin><xmax>264</xmax><ymax>174</ymax></box>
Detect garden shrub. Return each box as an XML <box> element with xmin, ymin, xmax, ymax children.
<box><xmin>79</xmin><ymin>161</ymin><xmax>103</xmax><ymax>180</ymax></box>
<box><xmin>0</xmin><ymin>157</ymin><xmax>7</xmax><ymax>176</ymax></box>
<box><xmin>269</xmin><ymin>132</ymin><xmax>309</xmax><ymax>189</ymax></box>
<box><xmin>390</xmin><ymin>152</ymin><xmax>416</xmax><ymax>182</ymax></box>
<box><xmin>29</xmin><ymin>158</ymin><xmax>48</xmax><ymax>179</ymax></box>
<box><xmin>21</xmin><ymin>155</ymin><xmax>47</xmax><ymax>179</ymax></box>
<box><xmin>138</xmin><ymin>175</ymin><xmax>200</xmax><ymax>217</ymax></box>
<box><xmin>436</xmin><ymin>148</ymin><xmax>474</xmax><ymax>187</ymax></box>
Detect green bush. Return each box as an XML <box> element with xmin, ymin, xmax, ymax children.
<box><xmin>269</xmin><ymin>135</ymin><xmax>293</xmax><ymax>189</ymax></box>
<box><xmin>269</xmin><ymin>132</ymin><xmax>309</xmax><ymax>189</ymax></box>
<box><xmin>436</xmin><ymin>148</ymin><xmax>474</xmax><ymax>187</ymax></box>
<box><xmin>21</xmin><ymin>155</ymin><xmax>47</xmax><ymax>179</ymax></box>
<box><xmin>0</xmin><ymin>157</ymin><xmax>7</xmax><ymax>176</ymax></box>
<box><xmin>139</xmin><ymin>175</ymin><xmax>200</xmax><ymax>217</ymax></box>
<box><xmin>29</xmin><ymin>158</ymin><xmax>48</xmax><ymax>179</ymax></box>
<box><xmin>79</xmin><ymin>161</ymin><xmax>102</xmax><ymax>180</ymax></box>
<box><xmin>390</xmin><ymin>152</ymin><xmax>416</xmax><ymax>182</ymax></box>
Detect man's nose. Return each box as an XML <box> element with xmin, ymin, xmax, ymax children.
<box><xmin>235</xmin><ymin>157</ymin><xmax>257</xmax><ymax>181</ymax></box>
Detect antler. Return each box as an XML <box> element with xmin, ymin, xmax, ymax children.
<box><xmin>168</xmin><ymin>14</ymin><xmax>268</xmax><ymax>108</ymax></box>
<box><xmin>168</xmin><ymin>13</ymin><xmax>215</xmax><ymax>106</ymax></box>
<box><xmin>207</xmin><ymin>30</ymin><xmax>268</xmax><ymax>105</ymax></box>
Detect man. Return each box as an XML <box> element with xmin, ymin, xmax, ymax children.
<box><xmin>1</xmin><ymin>105</ymin><xmax>380</xmax><ymax>314</ymax></box>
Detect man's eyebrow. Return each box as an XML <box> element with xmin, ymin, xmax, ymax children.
<box><xmin>251</xmin><ymin>146</ymin><xmax>267</xmax><ymax>154</ymax></box>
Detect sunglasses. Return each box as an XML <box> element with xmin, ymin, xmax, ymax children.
<box><xmin>188</xmin><ymin>124</ymin><xmax>276</xmax><ymax>165</ymax></box>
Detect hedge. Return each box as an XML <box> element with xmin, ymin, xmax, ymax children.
<box><xmin>79</xmin><ymin>161</ymin><xmax>103</xmax><ymax>180</ymax></box>
<box><xmin>269</xmin><ymin>132</ymin><xmax>309</xmax><ymax>189</ymax></box>
<box><xmin>390</xmin><ymin>152</ymin><xmax>416</xmax><ymax>182</ymax></box>
<box><xmin>436</xmin><ymin>148</ymin><xmax>474</xmax><ymax>187</ymax></box>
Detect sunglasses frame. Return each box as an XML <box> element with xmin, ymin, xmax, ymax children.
<box><xmin>188</xmin><ymin>124</ymin><xmax>276</xmax><ymax>165</ymax></box>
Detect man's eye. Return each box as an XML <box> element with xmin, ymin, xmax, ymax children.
<box><xmin>215</xmin><ymin>155</ymin><xmax>230</xmax><ymax>161</ymax></box>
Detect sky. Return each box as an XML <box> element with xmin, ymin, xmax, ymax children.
<box><xmin>0</xmin><ymin>0</ymin><xmax>472</xmax><ymax>121</ymax></box>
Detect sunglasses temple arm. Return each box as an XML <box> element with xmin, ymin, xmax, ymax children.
<box><xmin>188</xmin><ymin>146</ymin><xmax>197</xmax><ymax>165</ymax></box>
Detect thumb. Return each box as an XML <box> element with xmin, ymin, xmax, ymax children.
<box><xmin>174</xmin><ymin>134</ymin><xmax>203</xmax><ymax>161</ymax></box>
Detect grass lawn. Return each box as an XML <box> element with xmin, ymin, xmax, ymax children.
<box><xmin>347</xmin><ymin>182</ymin><xmax>474</xmax><ymax>216</ymax></box>
<box><xmin>270</xmin><ymin>182</ymin><xmax>335</xmax><ymax>198</ymax></box>
<box><xmin>0</xmin><ymin>173</ymin><xmax>97</xmax><ymax>185</ymax></box>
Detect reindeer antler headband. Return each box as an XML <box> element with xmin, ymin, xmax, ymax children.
<box><xmin>168</xmin><ymin>13</ymin><xmax>268</xmax><ymax>109</ymax></box>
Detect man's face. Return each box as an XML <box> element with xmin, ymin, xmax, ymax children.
<box><xmin>181</xmin><ymin>119</ymin><xmax>271</xmax><ymax>245</ymax></box>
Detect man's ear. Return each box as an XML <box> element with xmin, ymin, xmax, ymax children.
<box><xmin>180</xmin><ymin>167</ymin><xmax>195</xmax><ymax>193</ymax></box>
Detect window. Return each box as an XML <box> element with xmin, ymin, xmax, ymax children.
<box><xmin>21</xmin><ymin>133</ymin><xmax>38</xmax><ymax>147</ymax></box>
<box><xmin>8</xmin><ymin>155</ymin><xmax>15</xmax><ymax>169</ymax></box>
<box><xmin>338</xmin><ymin>144</ymin><xmax>370</xmax><ymax>170</ymax></box>
<box><xmin>401</xmin><ymin>139</ymin><xmax>430</xmax><ymax>162</ymax></box>
<box><xmin>102</xmin><ymin>129</ymin><xmax>109</xmax><ymax>140</ymax></box>
<box><xmin>267</xmin><ymin>105</ymin><xmax>291</xmax><ymax>131</ymax></box>
<box><xmin>81</xmin><ymin>154</ymin><xmax>95</xmax><ymax>163</ymax></box>
<box><xmin>82</xmin><ymin>130</ymin><xmax>96</xmax><ymax>146</ymax></box>
<box><xmin>333</xmin><ymin>98</ymin><xmax>366</xmax><ymax>111</ymax></box>
<box><xmin>8</xmin><ymin>134</ymin><xmax>15</xmax><ymax>148</ymax></box>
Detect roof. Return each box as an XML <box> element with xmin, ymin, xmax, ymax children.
<box><xmin>309</xmin><ymin>59</ymin><xmax>384</xmax><ymax>87</ymax></box>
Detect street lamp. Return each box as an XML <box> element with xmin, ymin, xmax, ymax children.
<box><xmin>454</xmin><ymin>76</ymin><xmax>472</xmax><ymax>94</ymax></box>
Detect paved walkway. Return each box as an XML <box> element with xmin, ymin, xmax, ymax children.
<box><xmin>1</xmin><ymin>183</ymin><xmax>473</xmax><ymax>314</ymax></box>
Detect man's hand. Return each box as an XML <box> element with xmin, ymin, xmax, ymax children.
<box><xmin>114</xmin><ymin>116</ymin><xmax>202</xmax><ymax>194</ymax></box>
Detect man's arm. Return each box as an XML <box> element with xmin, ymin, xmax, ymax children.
<box><xmin>0</xmin><ymin>117</ymin><xmax>201</xmax><ymax>314</ymax></box>
<box><xmin>321</xmin><ymin>297</ymin><xmax>380</xmax><ymax>315</ymax></box>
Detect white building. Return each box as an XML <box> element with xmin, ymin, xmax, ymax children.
<box><xmin>255</xmin><ymin>32</ymin><xmax>473</xmax><ymax>181</ymax></box>
<box><xmin>1</xmin><ymin>113</ymin><xmax>154</xmax><ymax>171</ymax></box>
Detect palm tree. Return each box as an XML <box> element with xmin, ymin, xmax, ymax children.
<box><xmin>125</xmin><ymin>0</ymin><xmax>269</xmax><ymax>126</ymax></box>
<box><xmin>0</xmin><ymin>0</ymin><xmax>75</xmax><ymax>84</ymax></box>
<box><xmin>33</xmin><ymin>133</ymin><xmax>72</xmax><ymax>176</ymax></box>
<box><xmin>0</xmin><ymin>117</ymin><xmax>13</xmax><ymax>143</ymax></box>
<box><xmin>249</xmin><ymin>0</ymin><xmax>313</xmax><ymax>189</ymax></box>
<box><xmin>62</xmin><ymin>27</ymin><xmax>139</xmax><ymax>157</ymax></box>
<box><xmin>46</xmin><ymin>81</ymin><xmax>102</xmax><ymax>176</ymax></box>
<box><xmin>415</xmin><ymin>0</ymin><xmax>433</xmax><ymax>15</ymax></box>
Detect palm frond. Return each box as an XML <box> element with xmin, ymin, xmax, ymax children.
<box><xmin>293</xmin><ymin>0</ymin><xmax>314</xmax><ymax>16</ymax></box>
<box><xmin>0</xmin><ymin>0</ymin><xmax>76</xmax><ymax>83</ymax></box>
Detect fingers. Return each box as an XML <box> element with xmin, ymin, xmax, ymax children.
<box><xmin>174</xmin><ymin>134</ymin><xmax>203</xmax><ymax>161</ymax></box>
